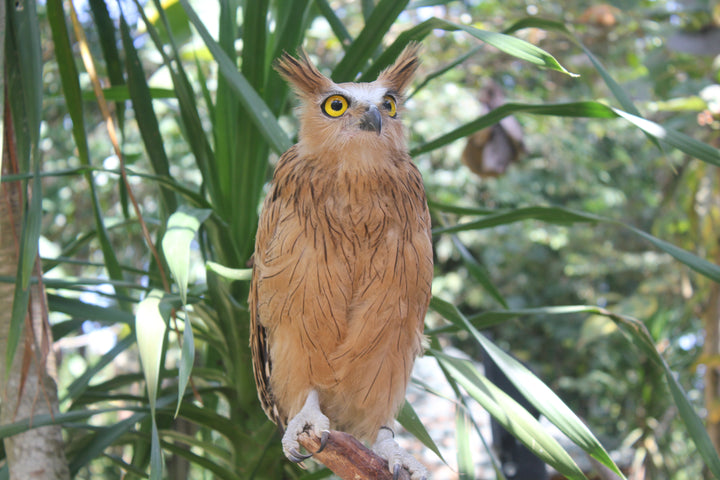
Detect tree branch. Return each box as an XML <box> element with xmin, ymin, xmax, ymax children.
<box><xmin>298</xmin><ymin>430</ymin><xmax>411</xmax><ymax>480</ymax></box>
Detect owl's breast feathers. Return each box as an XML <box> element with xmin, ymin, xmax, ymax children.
<box><xmin>250</xmin><ymin>144</ymin><xmax>433</xmax><ymax>441</ymax></box>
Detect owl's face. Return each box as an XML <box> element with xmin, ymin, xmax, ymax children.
<box><xmin>274</xmin><ymin>45</ymin><xmax>420</xmax><ymax>161</ymax></box>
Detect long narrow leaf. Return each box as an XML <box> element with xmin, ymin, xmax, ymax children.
<box><xmin>397</xmin><ymin>400</ymin><xmax>446</xmax><ymax>463</ymax></box>
<box><xmin>162</xmin><ymin>208</ymin><xmax>211</xmax><ymax>304</ymax></box>
<box><xmin>88</xmin><ymin>0</ymin><xmax>126</xmax><ymax>132</ymax></box>
<box><xmin>362</xmin><ymin>17</ymin><xmax>576</xmax><ymax>83</ymax></box>
<box><xmin>179</xmin><ymin>0</ymin><xmax>291</xmax><ymax>154</ymax></box>
<box><xmin>5</xmin><ymin>0</ymin><xmax>43</xmax><ymax>375</ymax></box>
<box><xmin>411</xmin><ymin>101</ymin><xmax>615</xmax><ymax>156</ymax></box>
<box><xmin>433</xmin><ymin>298</ymin><xmax>625</xmax><ymax>477</ymax></box>
<box><xmin>119</xmin><ymin>13</ymin><xmax>177</xmax><ymax>213</ymax></box>
<box><xmin>64</xmin><ymin>334</ymin><xmax>136</xmax><ymax>402</ymax></box>
<box><xmin>432</xmin><ymin>350</ymin><xmax>588</xmax><ymax>480</ymax></box>
<box><xmin>597</xmin><ymin>308</ymin><xmax>720</xmax><ymax>478</ymax></box>
<box><xmin>136</xmin><ymin>290</ymin><xmax>167</xmax><ymax>411</ymax></box>
<box><xmin>503</xmin><ymin>17</ymin><xmax>642</xmax><ymax>117</ymax></box>
<box><xmin>162</xmin><ymin>207</ymin><xmax>210</xmax><ymax>415</ymax></box>
<box><xmin>432</xmin><ymin>205</ymin><xmax>720</xmax><ymax>283</ymax></box>
<box><xmin>134</xmin><ymin>0</ymin><xmax>222</xmax><ymax>210</ymax></box>
<box><xmin>450</xmin><ymin>235</ymin><xmax>508</xmax><ymax>308</ymax></box>
<box><xmin>455</xmin><ymin>407</ymin><xmax>474</xmax><ymax>479</ymax></box>
<box><xmin>314</xmin><ymin>0</ymin><xmax>353</xmax><ymax>48</ymax></box>
<box><xmin>332</xmin><ymin>0</ymin><xmax>411</xmax><ymax>81</ymax></box>
<box><xmin>411</xmin><ymin>100</ymin><xmax>720</xmax><ymax>169</ymax></box>
<box><xmin>49</xmin><ymin>0</ymin><xmax>129</xmax><ymax>309</ymax></box>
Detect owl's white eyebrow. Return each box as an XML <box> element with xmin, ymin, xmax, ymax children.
<box><xmin>331</xmin><ymin>85</ymin><xmax>388</xmax><ymax>105</ymax></box>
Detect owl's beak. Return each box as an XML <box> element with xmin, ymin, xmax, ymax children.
<box><xmin>359</xmin><ymin>104</ymin><xmax>382</xmax><ymax>133</ymax></box>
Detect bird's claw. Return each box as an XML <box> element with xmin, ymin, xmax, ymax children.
<box><xmin>316</xmin><ymin>430</ymin><xmax>330</xmax><ymax>454</ymax></box>
<box><xmin>287</xmin><ymin>448</ymin><xmax>312</xmax><ymax>463</ymax></box>
<box><xmin>373</xmin><ymin>426</ymin><xmax>429</xmax><ymax>480</ymax></box>
<box><xmin>281</xmin><ymin>391</ymin><xmax>330</xmax><ymax>465</ymax></box>
<box><xmin>285</xmin><ymin>429</ymin><xmax>328</xmax><ymax>464</ymax></box>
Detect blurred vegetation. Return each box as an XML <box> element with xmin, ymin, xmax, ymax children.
<box><xmin>2</xmin><ymin>0</ymin><xmax>720</xmax><ymax>479</ymax></box>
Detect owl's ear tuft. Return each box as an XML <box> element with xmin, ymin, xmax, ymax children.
<box><xmin>377</xmin><ymin>42</ymin><xmax>421</xmax><ymax>94</ymax></box>
<box><xmin>274</xmin><ymin>49</ymin><xmax>333</xmax><ymax>96</ymax></box>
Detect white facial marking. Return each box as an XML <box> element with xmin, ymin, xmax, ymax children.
<box><xmin>334</xmin><ymin>84</ymin><xmax>387</xmax><ymax>106</ymax></box>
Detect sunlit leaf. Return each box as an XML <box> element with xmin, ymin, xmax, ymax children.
<box><xmin>432</xmin><ymin>350</ymin><xmax>588</xmax><ymax>479</ymax></box>
<box><xmin>163</xmin><ymin>208</ymin><xmax>211</xmax><ymax>304</ymax></box>
<box><xmin>363</xmin><ymin>17</ymin><xmax>576</xmax><ymax>83</ymax></box>
<box><xmin>455</xmin><ymin>407</ymin><xmax>474</xmax><ymax>480</ymax></box>
<box><xmin>398</xmin><ymin>400</ymin><xmax>446</xmax><ymax>464</ymax></box>
<box><xmin>205</xmin><ymin>261</ymin><xmax>253</xmax><ymax>281</ymax></box>
<box><xmin>136</xmin><ymin>289</ymin><xmax>167</xmax><ymax>410</ymax></box>
<box><xmin>179</xmin><ymin>0</ymin><xmax>292</xmax><ymax>154</ymax></box>
<box><xmin>432</xmin><ymin>205</ymin><xmax>720</xmax><ymax>283</ymax></box>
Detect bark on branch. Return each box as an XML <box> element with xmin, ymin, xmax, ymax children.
<box><xmin>298</xmin><ymin>430</ymin><xmax>411</xmax><ymax>480</ymax></box>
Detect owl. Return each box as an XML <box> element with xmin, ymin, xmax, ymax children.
<box><xmin>249</xmin><ymin>44</ymin><xmax>432</xmax><ymax>480</ymax></box>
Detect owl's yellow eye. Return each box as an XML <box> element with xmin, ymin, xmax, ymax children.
<box><xmin>382</xmin><ymin>95</ymin><xmax>397</xmax><ymax>117</ymax></box>
<box><xmin>322</xmin><ymin>95</ymin><xmax>349</xmax><ymax>117</ymax></box>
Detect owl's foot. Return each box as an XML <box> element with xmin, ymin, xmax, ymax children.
<box><xmin>372</xmin><ymin>425</ymin><xmax>428</xmax><ymax>480</ymax></box>
<box><xmin>282</xmin><ymin>390</ymin><xmax>330</xmax><ymax>463</ymax></box>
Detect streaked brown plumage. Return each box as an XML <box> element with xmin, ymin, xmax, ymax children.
<box><xmin>249</xmin><ymin>44</ymin><xmax>432</xmax><ymax>477</ymax></box>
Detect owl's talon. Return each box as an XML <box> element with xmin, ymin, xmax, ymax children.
<box><xmin>316</xmin><ymin>430</ymin><xmax>330</xmax><ymax>454</ymax></box>
<box><xmin>287</xmin><ymin>448</ymin><xmax>312</xmax><ymax>463</ymax></box>
<box><xmin>373</xmin><ymin>425</ymin><xmax>429</xmax><ymax>480</ymax></box>
<box><xmin>281</xmin><ymin>390</ymin><xmax>330</xmax><ymax>465</ymax></box>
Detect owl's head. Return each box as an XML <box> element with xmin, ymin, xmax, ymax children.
<box><xmin>274</xmin><ymin>44</ymin><xmax>420</xmax><ymax>161</ymax></box>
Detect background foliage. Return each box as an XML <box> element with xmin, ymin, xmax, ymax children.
<box><xmin>2</xmin><ymin>0</ymin><xmax>720</xmax><ymax>479</ymax></box>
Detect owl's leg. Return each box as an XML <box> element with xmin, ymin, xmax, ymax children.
<box><xmin>282</xmin><ymin>389</ymin><xmax>330</xmax><ymax>463</ymax></box>
<box><xmin>372</xmin><ymin>425</ymin><xmax>428</xmax><ymax>480</ymax></box>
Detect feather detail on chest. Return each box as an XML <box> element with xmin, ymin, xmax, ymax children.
<box><xmin>268</xmin><ymin>145</ymin><xmax>428</xmax><ymax>252</ymax></box>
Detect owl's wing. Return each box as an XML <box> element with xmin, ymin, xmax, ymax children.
<box><xmin>249</xmin><ymin>241</ymin><xmax>282</xmax><ymax>428</ymax></box>
<box><xmin>249</xmin><ymin>148</ymin><xmax>295</xmax><ymax>428</ymax></box>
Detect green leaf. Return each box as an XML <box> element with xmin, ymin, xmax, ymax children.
<box><xmin>0</xmin><ymin>406</ymin><xmax>131</xmax><ymax>439</ymax></box>
<box><xmin>136</xmin><ymin>289</ymin><xmax>168</xmax><ymax>412</ymax></box>
<box><xmin>162</xmin><ymin>208</ymin><xmax>211</xmax><ymax>304</ymax></box>
<box><xmin>176</xmin><ymin>309</ymin><xmax>195</xmax><ymax>418</ymax></box>
<box><xmin>48</xmin><ymin>0</ymin><xmax>129</xmax><ymax>310</ymax></box>
<box><xmin>596</xmin><ymin>308</ymin><xmax>720</xmax><ymax>478</ymax></box>
<box><xmin>314</xmin><ymin>0</ymin><xmax>352</xmax><ymax>48</ymax></box>
<box><xmin>362</xmin><ymin>17</ymin><xmax>576</xmax><ymax>83</ymax></box>
<box><xmin>88</xmin><ymin>0</ymin><xmax>126</xmax><ymax>132</ymax></box>
<box><xmin>331</xmin><ymin>0</ymin><xmax>411</xmax><ymax>81</ymax></box>
<box><xmin>503</xmin><ymin>17</ymin><xmax>641</xmax><ymax>117</ymax></box>
<box><xmin>411</xmin><ymin>98</ymin><xmax>720</xmax><ymax>169</ymax></box>
<box><xmin>432</xmin><ymin>205</ymin><xmax>720</xmax><ymax>283</ymax></box>
<box><xmin>149</xmin><ymin>419</ymin><xmax>163</xmax><ymax>480</ymax></box>
<box><xmin>452</xmin><ymin>302</ymin><xmax>624</xmax><ymax>477</ymax></box>
<box><xmin>179</xmin><ymin>0</ymin><xmax>292</xmax><ymax>155</ymax></box>
<box><xmin>455</xmin><ymin>407</ymin><xmax>474</xmax><ymax>479</ymax></box>
<box><xmin>611</xmin><ymin>108</ymin><xmax>720</xmax><ymax>167</ymax></box>
<box><xmin>205</xmin><ymin>262</ymin><xmax>253</xmax><ymax>281</ymax></box>
<box><xmin>432</xmin><ymin>350</ymin><xmax>588</xmax><ymax>479</ymax></box>
<box><xmin>450</xmin><ymin>235</ymin><xmax>507</xmax><ymax>308</ymax></box>
<box><xmin>64</xmin><ymin>334</ymin><xmax>136</xmax><ymax>402</ymax></box>
<box><xmin>397</xmin><ymin>400</ymin><xmax>446</xmax><ymax>464</ymax></box>
<box><xmin>5</xmin><ymin>0</ymin><xmax>44</xmax><ymax>376</ymax></box>
<box><xmin>411</xmin><ymin>101</ymin><xmax>615</xmax><ymax>156</ymax></box>
<box><xmin>120</xmin><ymin>13</ymin><xmax>177</xmax><ymax>213</ymax></box>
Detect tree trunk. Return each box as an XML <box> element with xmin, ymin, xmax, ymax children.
<box><xmin>702</xmin><ymin>165</ymin><xmax>720</xmax><ymax>455</ymax></box>
<box><xmin>705</xmin><ymin>265</ymin><xmax>720</xmax><ymax>453</ymax></box>
<box><xmin>0</xmin><ymin>108</ymin><xmax>69</xmax><ymax>480</ymax></box>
